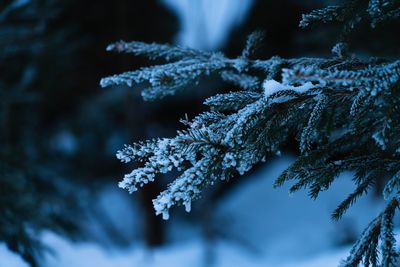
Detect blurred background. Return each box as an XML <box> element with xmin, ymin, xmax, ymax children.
<box><xmin>1</xmin><ymin>0</ymin><xmax>395</xmax><ymax>266</ymax></box>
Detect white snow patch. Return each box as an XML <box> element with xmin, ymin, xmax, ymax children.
<box><xmin>0</xmin><ymin>231</ymin><xmax>350</xmax><ymax>267</ymax></box>
<box><xmin>0</xmin><ymin>243</ymin><xmax>29</xmax><ymax>267</ymax></box>
<box><xmin>263</xmin><ymin>79</ymin><xmax>315</xmax><ymax>99</ymax></box>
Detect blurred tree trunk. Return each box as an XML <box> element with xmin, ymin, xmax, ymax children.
<box><xmin>125</xmin><ymin>95</ymin><xmax>165</xmax><ymax>246</ymax></box>
<box><xmin>139</xmin><ymin>183</ymin><xmax>165</xmax><ymax>246</ymax></box>
<box><xmin>113</xmin><ymin>0</ymin><xmax>166</xmax><ymax>246</ymax></box>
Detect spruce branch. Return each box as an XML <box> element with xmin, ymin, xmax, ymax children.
<box><xmin>102</xmin><ymin>2</ymin><xmax>400</xmax><ymax>265</ymax></box>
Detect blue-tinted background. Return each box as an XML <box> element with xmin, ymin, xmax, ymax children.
<box><xmin>1</xmin><ymin>0</ymin><xmax>393</xmax><ymax>266</ymax></box>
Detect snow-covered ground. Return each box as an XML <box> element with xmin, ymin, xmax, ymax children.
<box><xmin>0</xmin><ymin>231</ymin><xmax>349</xmax><ymax>267</ymax></box>
<box><xmin>0</xmin><ymin>156</ymin><xmax>387</xmax><ymax>267</ymax></box>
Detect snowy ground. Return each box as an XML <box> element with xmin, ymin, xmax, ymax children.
<box><xmin>0</xmin><ymin>231</ymin><xmax>349</xmax><ymax>267</ymax></box>
<box><xmin>1</xmin><ymin>156</ymin><xmax>388</xmax><ymax>267</ymax></box>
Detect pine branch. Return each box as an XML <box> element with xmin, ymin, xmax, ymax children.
<box><xmin>106</xmin><ymin>40</ymin><xmax>213</xmax><ymax>61</ymax></box>
<box><xmin>340</xmin><ymin>199</ymin><xmax>398</xmax><ymax>267</ymax></box>
<box><xmin>300</xmin><ymin>0</ymin><xmax>400</xmax><ymax>32</ymax></box>
<box><xmin>332</xmin><ymin>171</ymin><xmax>376</xmax><ymax>220</ymax></box>
<box><xmin>102</xmin><ymin>2</ymin><xmax>400</xmax><ymax>265</ymax></box>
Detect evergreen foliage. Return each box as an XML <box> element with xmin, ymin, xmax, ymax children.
<box><xmin>102</xmin><ymin>0</ymin><xmax>400</xmax><ymax>265</ymax></box>
<box><xmin>0</xmin><ymin>1</ymin><xmax>85</xmax><ymax>266</ymax></box>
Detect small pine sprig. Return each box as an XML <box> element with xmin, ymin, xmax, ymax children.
<box><xmin>300</xmin><ymin>0</ymin><xmax>400</xmax><ymax>31</ymax></box>
<box><xmin>241</xmin><ymin>30</ymin><xmax>265</xmax><ymax>59</ymax></box>
<box><xmin>106</xmin><ymin>40</ymin><xmax>213</xmax><ymax>61</ymax></box>
<box><xmin>340</xmin><ymin>198</ymin><xmax>398</xmax><ymax>267</ymax></box>
<box><xmin>300</xmin><ymin>94</ymin><xmax>328</xmax><ymax>154</ymax></box>
<box><xmin>220</xmin><ymin>70</ymin><xmax>261</xmax><ymax>91</ymax></box>
<box><xmin>100</xmin><ymin>54</ymin><xmax>228</xmax><ymax>100</ymax></box>
<box><xmin>101</xmin><ymin>31</ymin><xmax>280</xmax><ymax>99</ymax></box>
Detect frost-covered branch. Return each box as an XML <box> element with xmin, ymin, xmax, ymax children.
<box><xmin>102</xmin><ymin>1</ymin><xmax>400</xmax><ymax>265</ymax></box>
<box><xmin>300</xmin><ymin>0</ymin><xmax>400</xmax><ymax>31</ymax></box>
